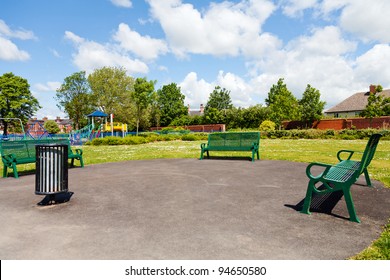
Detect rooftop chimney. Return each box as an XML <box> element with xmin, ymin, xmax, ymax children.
<box><xmin>369</xmin><ymin>84</ymin><xmax>376</xmax><ymax>94</ymax></box>
<box><xmin>200</xmin><ymin>104</ymin><xmax>204</xmax><ymax>114</ymax></box>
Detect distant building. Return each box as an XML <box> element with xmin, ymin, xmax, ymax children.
<box><xmin>324</xmin><ymin>85</ymin><xmax>390</xmax><ymax>118</ymax></box>
<box><xmin>188</xmin><ymin>104</ymin><xmax>205</xmax><ymax>116</ymax></box>
<box><xmin>28</xmin><ymin>117</ymin><xmax>73</xmax><ymax>133</ymax></box>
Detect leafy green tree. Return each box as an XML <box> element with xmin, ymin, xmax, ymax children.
<box><xmin>0</xmin><ymin>72</ymin><xmax>40</xmax><ymax>135</ymax></box>
<box><xmin>225</xmin><ymin>107</ymin><xmax>244</xmax><ymax>129</ymax></box>
<box><xmin>88</xmin><ymin>66</ymin><xmax>134</xmax><ymax>123</ymax></box>
<box><xmin>242</xmin><ymin>104</ymin><xmax>269</xmax><ymax>129</ymax></box>
<box><xmin>360</xmin><ymin>85</ymin><xmax>389</xmax><ymax>121</ymax></box>
<box><xmin>203</xmin><ymin>107</ymin><xmax>224</xmax><ymax>124</ymax></box>
<box><xmin>44</xmin><ymin>120</ymin><xmax>60</xmax><ymax>134</ymax></box>
<box><xmin>299</xmin><ymin>84</ymin><xmax>326</xmax><ymax>127</ymax></box>
<box><xmin>56</xmin><ymin>71</ymin><xmax>93</xmax><ymax>129</ymax></box>
<box><xmin>156</xmin><ymin>83</ymin><xmax>188</xmax><ymax>127</ymax></box>
<box><xmin>266</xmin><ymin>78</ymin><xmax>300</xmax><ymax>129</ymax></box>
<box><xmin>205</xmin><ymin>86</ymin><xmax>233</xmax><ymax>113</ymax></box>
<box><xmin>383</xmin><ymin>97</ymin><xmax>390</xmax><ymax>115</ymax></box>
<box><xmin>132</xmin><ymin>77</ymin><xmax>155</xmax><ymax>135</ymax></box>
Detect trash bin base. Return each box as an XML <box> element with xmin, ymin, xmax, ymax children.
<box><xmin>37</xmin><ymin>191</ymin><xmax>74</xmax><ymax>206</ymax></box>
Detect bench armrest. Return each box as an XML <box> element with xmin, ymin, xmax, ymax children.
<box><xmin>75</xmin><ymin>148</ymin><xmax>83</xmax><ymax>155</ymax></box>
<box><xmin>2</xmin><ymin>153</ymin><xmax>17</xmax><ymax>163</ymax></box>
<box><xmin>336</xmin><ymin>149</ymin><xmax>363</xmax><ymax>161</ymax></box>
<box><xmin>200</xmin><ymin>143</ymin><xmax>207</xmax><ymax>149</ymax></box>
<box><xmin>306</xmin><ymin>162</ymin><xmax>332</xmax><ymax>180</ymax></box>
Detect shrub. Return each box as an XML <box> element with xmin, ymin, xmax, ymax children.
<box><xmin>91</xmin><ymin>138</ymin><xmax>105</xmax><ymax>145</ymax></box>
<box><xmin>123</xmin><ymin>136</ymin><xmax>148</xmax><ymax>145</ymax></box>
<box><xmin>104</xmin><ymin>136</ymin><xmax>124</xmax><ymax>145</ymax></box>
<box><xmin>259</xmin><ymin>120</ymin><xmax>276</xmax><ymax>131</ymax></box>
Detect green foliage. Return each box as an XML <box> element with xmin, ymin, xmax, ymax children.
<box><xmin>0</xmin><ymin>72</ymin><xmax>41</xmax><ymax>135</ymax></box>
<box><xmin>299</xmin><ymin>84</ymin><xmax>326</xmax><ymax>126</ymax></box>
<box><xmin>131</xmin><ymin>77</ymin><xmax>156</xmax><ymax>135</ymax></box>
<box><xmin>360</xmin><ymin>85</ymin><xmax>390</xmax><ymax>120</ymax></box>
<box><xmin>205</xmin><ymin>86</ymin><xmax>233</xmax><ymax>112</ymax></box>
<box><xmin>157</xmin><ymin>83</ymin><xmax>188</xmax><ymax>127</ymax></box>
<box><xmin>266</xmin><ymin>78</ymin><xmax>300</xmax><ymax>129</ymax></box>
<box><xmin>44</xmin><ymin>120</ymin><xmax>60</xmax><ymax>134</ymax></box>
<box><xmin>88</xmin><ymin>66</ymin><xmax>135</xmax><ymax>123</ymax></box>
<box><xmin>56</xmin><ymin>71</ymin><xmax>92</xmax><ymax>129</ymax></box>
<box><xmin>203</xmin><ymin>107</ymin><xmax>224</xmax><ymax>124</ymax></box>
<box><xmin>259</xmin><ymin>120</ymin><xmax>276</xmax><ymax>131</ymax></box>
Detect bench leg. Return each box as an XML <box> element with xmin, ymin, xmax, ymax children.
<box><xmin>3</xmin><ymin>165</ymin><xmax>8</xmax><ymax>178</ymax></box>
<box><xmin>300</xmin><ymin>181</ymin><xmax>314</xmax><ymax>215</ymax></box>
<box><xmin>343</xmin><ymin>187</ymin><xmax>360</xmax><ymax>223</ymax></box>
<box><xmin>79</xmin><ymin>156</ymin><xmax>84</xmax><ymax>167</ymax></box>
<box><xmin>363</xmin><ymin>168</ymin><xmax>372</xmax><ymax>187</ymax></box>
<box><xmin>200</xmin><ymin>150</ymin><xmax>204</xmax><ymax>160</ymax></box>
<box><xmin>12</xmin><ymin>163</ymin><xmax>19</xmax><ymax>179</ymax></box>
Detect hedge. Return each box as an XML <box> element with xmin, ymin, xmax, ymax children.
<box><xmin>85</xmin><ymin>129</ymin><xmax>389</xmax><ymax>146</ymax></box>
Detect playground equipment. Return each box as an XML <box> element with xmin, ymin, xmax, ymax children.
<box><xmin>69</xmin><ymin>123</ymin><xmax>94</xmax><ymax>145</ymax></box>
<box><xmin>26</xmin><ymin>119</ymin><xmax>50</xmax><ymax>139</ymax></box>
<box><xmin>0</xmin><ymin>118</ymin><xmax>26</xmax><ymax>140</ymax></box>
<box><xmin>103</xmin><ymin>122</ymin><xmax>128</xmax><ymax>132</ymax></box>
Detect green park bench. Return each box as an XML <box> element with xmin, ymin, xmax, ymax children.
<box><xmin>1</xmin><ymin>138</ymin><xmax>84</xmax><ymax>178</ymax></box>
<box><xmin>300</xmin><ymin>133</ymin><xmax>382</xmax><ymax>223</ymax></box>
<box><xmin>200</xmin><ymin>132</ymin><xmax>260</xmax><ymax>162</ymax></box>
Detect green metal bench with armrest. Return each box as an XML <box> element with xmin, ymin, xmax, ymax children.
<box><xmin>300</xmin><ymin>133</ymin><xmax>382</xmax><ymax>223</ymax></box>
<box><xmin>1</xmin><ymin>138</ymin><xmax>83</xmax><ymax>178</ymax></box>
<box><xmin>200</xmin><ymin>132</ymin><xmax>260</xmax><ymax>162</ymax></box>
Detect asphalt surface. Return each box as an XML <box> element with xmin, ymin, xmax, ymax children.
<box><xmin>0</xmin><ymin>158</ymin><xmax>389</xmax><ymax>260</ymax></box>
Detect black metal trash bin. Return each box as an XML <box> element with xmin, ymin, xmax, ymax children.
<box><xmin>35</xmin><ymin>144</ymin><xmax>71</xmax><ymax>205</ymax></box>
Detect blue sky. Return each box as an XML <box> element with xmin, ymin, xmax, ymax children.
<box><xmin>1</xmin><ymin>0</ymin><xmax>390</xmax><ymax>119</ymax></box>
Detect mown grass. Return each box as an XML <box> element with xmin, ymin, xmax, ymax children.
<box><xmin>1</xmin><ymin>138</ymin><xmax>389</xmax><ymax>259</ymax></box>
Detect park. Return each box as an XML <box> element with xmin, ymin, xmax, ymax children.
<box><xmin>0</xmin><ymin>134</ymin><xmax>389</xmax><ymax>259</ymax></box>
<box><xmin>0</xmin><ymin>71</ymin><xmax>389</xmax><ymax>260</ymax></box>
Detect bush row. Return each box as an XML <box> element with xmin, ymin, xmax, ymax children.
<box><xmin>261</xmin><ymin>129</ymin><xmax>390</xmax><ymax>140</ymax></box>
<box><xmin>85</xmin><ymin>132</ymin><xmax>209</xmax><ymax>146</ymax></box>
<box><xmin>85</xmin><ymin>129</ymin><xmax>390</xmax><ymax>146</ymax></box>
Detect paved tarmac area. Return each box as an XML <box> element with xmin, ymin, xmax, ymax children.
<box><xmin>0</xmin><ymin>159</ymin><xmax>389</xmax><ymax>260</ymax></box>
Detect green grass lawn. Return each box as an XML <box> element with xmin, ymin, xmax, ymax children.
<box><xmin>2</xmin><ymin>138</ymin><xmax>389</xmax><ymax>259</ymax></box>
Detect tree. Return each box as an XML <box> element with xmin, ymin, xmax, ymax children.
<box><xmin>132</xmin><ymin>77</ymin><xmax>155</xmax><ymax>135</ymax></box>
<box><xmin>0</xmin><ymin>72</ymin><xmax>40</xmax><ymax>135</ymax></box>
<box><xmin>360</xmin><ymin>85</ymin><xmax>390</xmax><ymax>122</ymax></box>
<box><xmin>205</xmin><ymin>86</ymin><xmax>233</xmax><ymax>113</ymax></box>
<box><xmin>44</xmin><ymin>120</ymin><xmax>60</xmax><ymax>134</ymax></box>
<box><xmin>56</xmin><ymin>71</ymin><xmax>93</xmax><ymax>130</ymax></box>
<box><xmin>266</xmin><ymin>78</ymin><xmax>300</xmax><ymax>129</ymax></box>
<box><xmin>242</xmin><ymin>104</ymin><xmax>269</xmax><ymax>129</ymax></box>
<box><xmin>156</xmin><ymin>83</ymin><xmax>188</xmax><ymax>127</ymax></box>
<box><xmin>88</xmin><ymin>66</ymin><xmax>134</xmax><ymax>122</ymax></box>
<box><xmin>299</xmin><ymin>84</ymin><xmax>326</xmax><ymax>127</ymax></box>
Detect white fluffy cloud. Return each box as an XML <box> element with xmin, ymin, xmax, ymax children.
<box><xmin>0</xmin><ymin>36</ymin><xmax>30</xmax><ymax>61</ymax></box>
<box><xmin>180</xmin><ymin>72</ymin><xmax>214</xmax><ymax>107</ymax></box>
<box><xmin>147</xmin><ymin>0</ymin><xmax>277</xmax><ymax>58</ymax></box>
<box><xmin>355</xmin><ymin>44</ymin><xmax>390</xmax><ymax>86</ymax></box>
<box><xmin>0</xmin><ymin>19</ymin><xmax>35</xmax><ymax>61</ymax></box>
<box><xmin>178</xmin><ymin>24</ymin><xmax>367</xmax><ymax>109</ymax></box>
<box><xmin>339</xmin><ymin>0</ymin><xmax>390</xmax><ymax>43</ymax></box>
<box><xmin>282</xmin><ymin>0</ymin><xmax>390</xmax><ymax>43</ymax></box>
<box><xmin>110</xmin><ymin>0</ymin><xmax>132</xmax><ymax>8</ymax></box>
<box><xmin>281</xmin><ymin>0</ymin><xmax>318</xmax><ymax>17</ymax></box>
<box><xmin>65</xmin><ymin>30</ymin><xmax>149</xmax><ymax>75</ymax></box>
<box><xmin>113</xmin><ymin>23</ymin><xmax>168</xmax><ymax>60</ymax></box>
<box><xmin>34</xmin><ymin>81</ymin><xmax>61</xmax><ymax>92</ymax></box>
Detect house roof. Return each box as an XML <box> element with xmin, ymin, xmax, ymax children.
<box><xmin>325</xmin><ymin>89</ymin><xmax>390</xmax><ymax>113</ymax></box>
